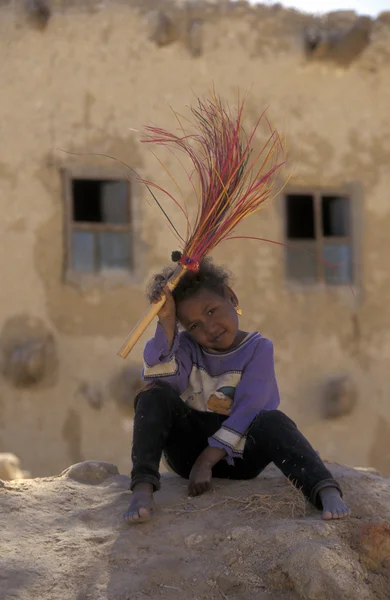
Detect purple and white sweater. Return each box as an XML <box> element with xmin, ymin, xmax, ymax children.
<box><xmin>143</xmin><ymin>323</ymin><xmax>280</xmax><ymax>463</ymax></box>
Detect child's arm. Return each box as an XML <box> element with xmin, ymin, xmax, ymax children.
<box><xmin>142</xmin><ymin>321</ymin><xmax>193</xmax><ymax>395</ymax></box>
<box><xmin>151</xmin><ymin>284</ymin><xmax>177</xmax><ymax>350</ymax></box>
<box><xmin>188</xmin><ymin>446</ymin><xmax>226</xmax><ymax>496</ymax></box>
<box><xmin>142</xmin><ymin>283</ymin><xmax>192</xmax><ymax>394</ymax></box>
<box><xmin>208</xmin><ymin>337</ymin><xmax>280</xmax><ymax>464</ymax></box>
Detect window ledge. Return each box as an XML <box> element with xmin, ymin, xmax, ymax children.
<box><xmin>285</xmin><ymin>280</ymin><xmax>359</xmax><ymax>296</ymax></box>
<box><xmin>64</xmin><ymin>269</ymin><xmax>142</xmax><ymax>291</ymax></box>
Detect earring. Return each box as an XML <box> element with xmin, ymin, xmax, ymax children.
<box><xmin>235</xmin><ymin>306</ymin><xmax>243</xmax><ymax>316</ymax></box>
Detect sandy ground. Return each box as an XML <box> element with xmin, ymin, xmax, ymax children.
<box><xmin>1</xmin><ymin>461</ymin><xmax>390</xmax><ymax>600</ymax></box>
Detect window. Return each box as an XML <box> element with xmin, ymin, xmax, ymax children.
<box><xmin>63</xmin><ymin>172</ymin><xmax>133</xmax><ymax>276</ymax></box>
<box><xmin>284</xmin><ymin>190</ymin><xmax>353</xmax><ymax>285</ymax></box>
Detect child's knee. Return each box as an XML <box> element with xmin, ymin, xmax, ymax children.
<box><xmin>135</xmin><ymin>382</ymin><xmax>177</xmax><ymax>411</ymax></box>
<box><xmin>252</xmin><ymin>409</ymin><xmax>296</xmax><ymax>431</ymax></box>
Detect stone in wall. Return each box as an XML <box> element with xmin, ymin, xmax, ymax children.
<box><xmin>187</xmin><ymin>19</ymin><xmax>203</xmax><ymax>57</ymax></box>
<box><xmin>304</xmin><ymin>16</ymin><xmax>372</xmax><ymax>66</ymax></box>
<box><xmin>148</xmin><ymin>8</ymin><xmax>204</xmax><ymax>56</ymax></box>
<box><xmin>0</xmin><ymin>315</ymin><xmax>58</xmax><ymax>389</ymax></box>
<box><xmin>148</xmin><ymin>11</ymin><xmax>179</xmax><ymax>47</ymax></box>
<box><xmin>77</xmin><ymin>381</ymin><xmax>103</xmax><ymax>411</ymax></box>
<box><xmin>109</xmin><ymin>364</ymin><xmax>143</xmax><ymax>417</ymax></box>
<box><xmin>24</xmin><ymin>0</ymin><xmax>51</xmax><ymax>29</ymax></box>
<box><xmin>378</xmin><ymin>12</ymin><xmax>390</xmax><ymax>24</ymax></box>
<box><xmin>322</xmin><ymin>375</ymin><xmax>357</xmax><ymax>419</ymax></box>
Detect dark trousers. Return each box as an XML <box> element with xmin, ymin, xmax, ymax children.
<box><xmin>130</xmin><ymin>383</ymin><xmax>341</xmax><ymax>509</ymax></box>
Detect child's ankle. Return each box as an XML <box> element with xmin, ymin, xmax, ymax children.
<box><xmin>132</xmin><ymin>482</ymin><xmax>154</xmax><ymax>494</ymax></box>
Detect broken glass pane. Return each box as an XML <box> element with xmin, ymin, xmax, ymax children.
<box><xmin>322</xmin><ymin>196</ymin><xmax>350</xmax><ymax>237</ymax></box>
<box><xmin>285</xmin><ymin>194</ymin><xmax>315</xmax><ymax>239</ymax></box>
<box><xmin>72</xmin><ymin>179</ymin><xmax>129</xmax><ymax>224</ymax></box>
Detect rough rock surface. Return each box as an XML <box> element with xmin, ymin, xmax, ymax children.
<box><xmin>0</xmin><ymin>453</ymin><xmax>29</xmax><ymax>481</ymax></box>
<box><xmin>0</xmin><ymin>462</ymin><xmax>389</xmax><ymax>600</ymax></box>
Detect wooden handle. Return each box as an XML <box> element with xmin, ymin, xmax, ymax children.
<box><xmin>117</xmin><ymin>265</ymin><xmax>187</xmax><ymax>359</ymax></box>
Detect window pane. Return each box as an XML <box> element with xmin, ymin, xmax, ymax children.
<box><xmin>98</xmin><ymin>232</ymin><xmax>131</xmax><ymax>270</ymax></box>
<box><xmin>72</xmin><ymin>179</ymin><xmax>129</xmax><ymax>224</ymax></box>
<box><xmin>286</xmin><ymin>194</ymin><xmax>315</xmax><ymax>239</ymax></box>
<box><xmin>285</xmin><ymin>243</ymin><xmax>317</xmax><ymax>284</ymax></box>
<box><xmin>323</xmin><ymin>244</ymin><xmax>353</xmax><ymax>285</ymax></box>
<box><xmin>71</xmin><ymin>231</ymin><xmax>95</xmax><ymax>272</ymax></box>
<box><xmin>101</xmin><ymin>181</ymin><xmax>129</xmax><ymax>224</ymax></box>
<box><xmin>322</xmin><ymin>196</ymin><xmax>350</xmax><ymax>237</ymax></box>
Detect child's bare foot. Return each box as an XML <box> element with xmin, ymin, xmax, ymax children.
<box><xmin>123</xmin><ymin>483</ymin><xmax>154</xmax><ymax>524</ymax></box>
<box><xmin>319</xmin><ymin>487</ymin><xmax>350</xmax><ymax>520</ymax></box>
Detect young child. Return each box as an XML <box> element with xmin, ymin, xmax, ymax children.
<box><xmin>124</xmin><ymin>258</ymin><xmax>350</xmax><ymax>523</ymax></box>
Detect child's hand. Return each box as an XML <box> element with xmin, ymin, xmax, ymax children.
<box><xmin>150</xmin><ymin>276</ymin><xmax>176</xmax><ymax>323</ymax></box>
<box><xmin>188</xmin><ymin>460</ymin><xmax>212</xmax><ymax>496</ymax></box>
<box><xmin>188</xmin><ymin>447</ymin><xmax>226</xmax><ymax>496</ymax></box>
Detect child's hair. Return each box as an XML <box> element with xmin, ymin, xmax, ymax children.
<box><xmin>147</xmin><ymin>257</ymin><xmax>231</xmax><ymax>305</ymax></box>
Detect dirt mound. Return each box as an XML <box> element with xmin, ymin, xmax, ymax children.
<box><xmin>1</xmin><ymin>461</ymin><xmax>389</xmax><ymax>600</ymax></box>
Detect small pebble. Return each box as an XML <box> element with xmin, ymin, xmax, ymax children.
<box><xmin>185</xmin><ymin>533</ymin><xmax>205</xmax><ymax>547</ymax></box>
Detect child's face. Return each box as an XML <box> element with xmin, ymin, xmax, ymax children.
<box><xmin>176</xmin><ymin>288</ymin><xmax>241</xmax><ymax>351</ymax></box>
